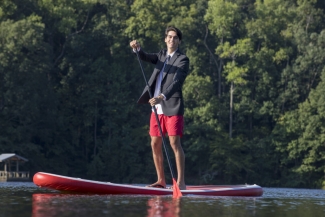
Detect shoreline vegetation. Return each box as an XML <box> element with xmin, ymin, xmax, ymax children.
<box><xmin>1</xmin><ymin>0</ymin><xmax>325</xmax><ymax>189</ymax></box>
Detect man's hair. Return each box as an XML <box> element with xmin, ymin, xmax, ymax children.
<box><xmin>165</xmin><ymin>26</ymin><xmax>182</xmax><ymax>41</ymax></box>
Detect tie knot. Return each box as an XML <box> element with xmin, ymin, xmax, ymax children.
<box><xmin>166</xmin><ymin>55</ymin><xmax>171</xmax><ymax>62</ymax></box>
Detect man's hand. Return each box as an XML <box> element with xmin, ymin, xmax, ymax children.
<box><xmin>149</xmin><ymin>95</ymin><xmax>164</xmax><ymax>106</ymax></box>
<box><xmin>130</xmin><ymin>40</ymin><xmax>140</xmax><ymax>49</ymax></box>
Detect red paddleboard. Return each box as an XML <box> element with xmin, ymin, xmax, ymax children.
<box><xmin>33</xmin><ymin>172</ymin><xmax>263</xmax><ymax>197</ymax></box>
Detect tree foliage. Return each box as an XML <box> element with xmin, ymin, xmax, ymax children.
<box><xmin>1</xmin><ymin>0</ymin><xmax>325</xmax><ymax>188</ymax></box>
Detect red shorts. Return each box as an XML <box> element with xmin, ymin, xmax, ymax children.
<box><xmin>149</xmin><ymin>113</ymin><xmax>184</xmax><ymax>137</ymax></box>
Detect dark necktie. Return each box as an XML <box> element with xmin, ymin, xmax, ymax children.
<box><xmin>154</xmin><ymin>55</ymin><xmax>171</xmax><ymax>97</ymax></box>
<box><xmin>162</xmin><ymin>55</ymin><xmax>171</xmax><ymax>72</ymax></box>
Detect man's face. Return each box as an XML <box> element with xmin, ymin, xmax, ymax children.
<box><xmin>165</xmin><ymin>30</ymin><xmax>181</xmax><ymax>51</ymax></box>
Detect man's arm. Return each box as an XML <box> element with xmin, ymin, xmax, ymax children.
<box><xmin>130</xmin><ymin>40</ymin><xmax>159</xmax><ymax>64</ymax></box>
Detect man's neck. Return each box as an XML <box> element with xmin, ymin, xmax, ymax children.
<box><xmin>167</xmin><ymin>47</ymin><xmax>177</xmax><ymax>55</ymax></box>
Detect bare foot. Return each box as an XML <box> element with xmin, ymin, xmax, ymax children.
<box><xmin>146</xmin><ymin>182</ymin><xmax>166</xmax><ymax>188</ymax></box>
<box><xmin>179</xmin><ymin>185</ymin><xmax>186</xmax><ymax>190</ymax></box>
<box><xmin>167</xmin><ymin>184</ymin><xmax>186</xmax><ymax>190</ymax></box>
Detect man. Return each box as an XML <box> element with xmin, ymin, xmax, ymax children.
<box><xmin>130</xmin><ymin>26</ymin><xmax>189</xmax><ymax>190</ymax></box>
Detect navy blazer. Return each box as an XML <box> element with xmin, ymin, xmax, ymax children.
<box><xmin>137</xmin><ymin>48</ymin><xmax>189</xmax><ymax>116</ymax></box>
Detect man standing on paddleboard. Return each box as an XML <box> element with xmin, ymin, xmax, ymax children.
<box><xmin>130</xmin><ymin>26</ymin><xmax>189</xmax><ymax>190</ymax></box>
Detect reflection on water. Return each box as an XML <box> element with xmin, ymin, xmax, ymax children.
<box><xmin>32</xmin><ymin>194</ymin><xmax>181</xmax><ymax>217</ymax></box>
<box><xmin>1</xmin><ymin>183</ymin><xmax>325</xmax><ymax>217</ymax></box>
<box><xmin>146</xmin><ymin>196</ymin><xmax>180</xmax><ymax>217</ymax></box>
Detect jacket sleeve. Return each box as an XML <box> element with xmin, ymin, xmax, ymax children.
<box><xmin>137</xmin><ymin>49</ymin><xmax>160</xmax><ymax>65</ymax></box>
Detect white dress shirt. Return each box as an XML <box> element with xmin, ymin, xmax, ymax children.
<box><xmin>154</xmin><ymin>51</ymin><xmax>175</xmax><ymax>114</ymax></box>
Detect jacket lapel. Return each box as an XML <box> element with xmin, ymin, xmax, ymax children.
<box><xmin>163</xmin><ymin>50</ymin><xmax>179</xmax><ymax>78</ymax></box>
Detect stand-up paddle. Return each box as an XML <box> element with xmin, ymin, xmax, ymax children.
<box><xmin>135</xmin><ymin>50</ymin><xmax>182</xmax><ymax>198</ymax></box>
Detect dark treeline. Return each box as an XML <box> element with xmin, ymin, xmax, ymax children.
<box><xmin>1</xmin><ymin>0</ymin><xmax>325</xmax><ymax>188</ymax></box>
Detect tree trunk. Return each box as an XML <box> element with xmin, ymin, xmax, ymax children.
<box><xmin>229</xmin><ymin>82</ymin><xmax>234</xmax><ymax>138</ymax></box>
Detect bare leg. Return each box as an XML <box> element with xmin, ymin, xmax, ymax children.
<box><xmin>150</xmin><ymin>136</ymin><xmax>166</xmax><ymax>188</ymax></box>
<box><xmin>169</xmin><ymin>135</ymin><xmax>186</xmax><ymax>190</ymax></box>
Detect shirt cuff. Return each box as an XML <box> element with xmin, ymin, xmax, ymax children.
<box><xmin>159</xmin><ymin>94</ymin><xmax>166</xmax><ymax>100</ymax></box>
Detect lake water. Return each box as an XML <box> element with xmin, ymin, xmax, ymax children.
<box><xmin>0</xmin><ymin>182</ymin><xmax>324</xmax><ymax>217</ymax></box>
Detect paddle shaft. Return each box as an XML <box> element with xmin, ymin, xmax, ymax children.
<box><xmin>135</xmin><ymin>50</ymin><xmax>176</xmax><ymax>180</ymax></box>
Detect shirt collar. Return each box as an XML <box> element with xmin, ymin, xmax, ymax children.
<box><xmin>167</xmin><ymin>49</ymin><xmax>177</xmax><ymax>58</ymax></box>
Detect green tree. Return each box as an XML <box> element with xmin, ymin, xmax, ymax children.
<box><xmin>274</xmin><ymin>29</ymin><xmax>325</xmax><ymax>188</ymax></box>
<box><xmin>0</xmin><ymin>15</ymin><xmax>56</xmax><ymax>171</ymax></box>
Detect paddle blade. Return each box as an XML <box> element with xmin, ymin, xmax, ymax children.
<box><xmin>172</xmin><ymin>179</ymin><xmax>183</xmax><ymax>198</ymax></box>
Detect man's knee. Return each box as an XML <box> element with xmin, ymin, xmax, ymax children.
<box><xmin>151</xmin><ymin>137</ymin><xmax>162</xmax><ymax>148</ymax></box>
<box><xmin>169</xmin><ymin>136</ymin><xmax>180</xmax><ymax>144</ymax></box>
<box><xmin>169</xmin><ymin>136</ymin><xmax>182</xmax><ymax>151</ymax></box>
